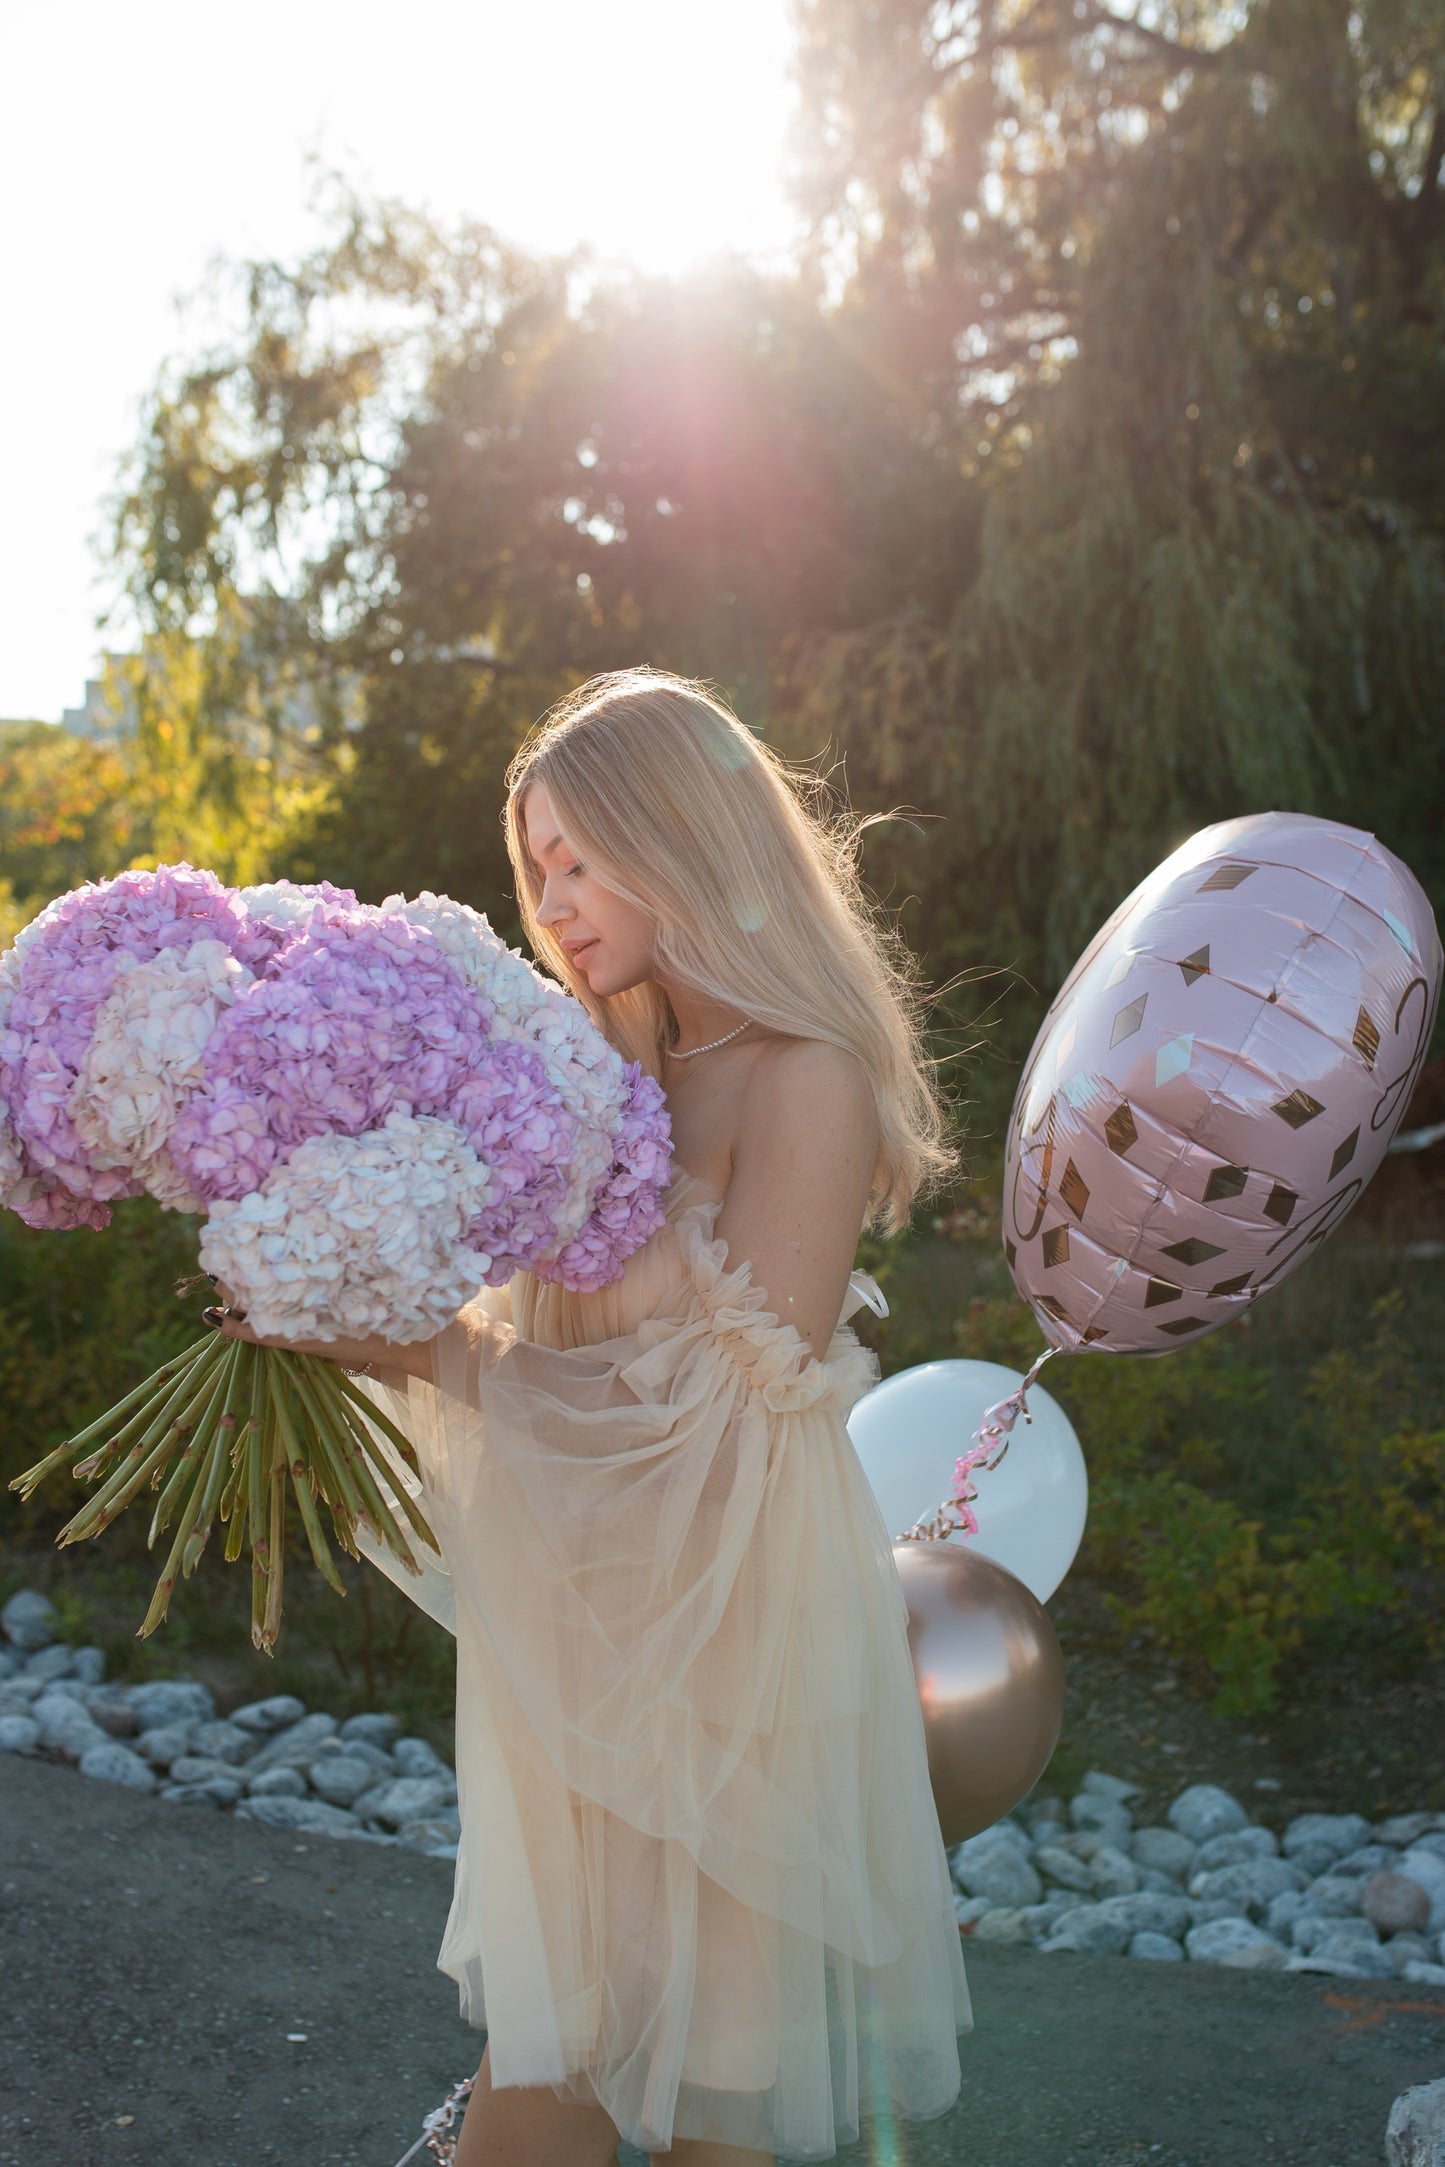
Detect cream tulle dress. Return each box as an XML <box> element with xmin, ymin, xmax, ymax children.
<box><xmin>354</xmin><ymin>1168</ymin><xmax>972</xmax><ymax>2160</ymax></box>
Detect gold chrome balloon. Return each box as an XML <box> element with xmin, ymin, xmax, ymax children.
<box><xmin>894</xmin><ymin>1540</ymin><xmax>1065</xmax><ymax>1846</ymax></box>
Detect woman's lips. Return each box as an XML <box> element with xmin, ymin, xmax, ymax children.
<box><xmin>570</xmin><ymin>940</ymin><xmax>598</xmax><ymax>967</ymax></box>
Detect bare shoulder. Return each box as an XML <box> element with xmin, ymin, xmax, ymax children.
<box><xmin>728</xmin><ymin>1036</ymin><xmax>880</xmax><ymax>1212</ymax></box>
<box><xmin>716</xmin><ymin>1038</ymin><xmax>879</xmax><ymax>1358</ymax></box>
<box><xmin>740</xmin><ymin>1036</ymin><xmax>878</xmax><ymax>1145</ymax></box>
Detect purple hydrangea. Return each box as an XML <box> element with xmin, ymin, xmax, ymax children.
<box><xmin>451</xmin><ymin>1039</ymin><xmax>576</xmax><ymax>1286</ymax></box>
<box><xmin>0</xmin><ymin>864</ymin><xmax>279</xmax><ymax>1220</ymax></box>
<box><xmin>168</xmin><ymin>910</ymin><xmax>494</xmax><ymax>1202</ymax></box>
<box><xmin>532</xmin><ymin>1064</ymin><xmax>673</xmax><ymax>1292</ymax></box>
<box><xmin>1</xmin><ymin>868</ymin><xmax>675</xmax><ymax>1299</ymax></box>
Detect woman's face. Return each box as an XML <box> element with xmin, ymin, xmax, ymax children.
<box><xmin>523</xmin><ymin>780</ymin><xmax>657</xmax><ymax>997</ymax></box>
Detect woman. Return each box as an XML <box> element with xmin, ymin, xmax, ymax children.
<box><xmin>216</xmin><ymin>668</ymin><xmax>973</xmax><ymax>2166</ymax></box>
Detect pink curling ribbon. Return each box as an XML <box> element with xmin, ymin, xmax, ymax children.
<box><xmin>896</xmin><ymin>1345</ymin><xmax>1057</xmax><ymax>1544</ymax></box>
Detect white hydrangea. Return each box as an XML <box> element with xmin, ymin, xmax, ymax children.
<box><xmin>381</xmin><ymin>890</ymin><xmax>631</xmax><ymax>1249</ymax></box>
<box><xmin>70</xmin><ymin>939</ymin><xmax>252</xmax><ymax>1212</ymax></box>
<box><xmin>235</xmin><ymin>881</ymin><xmax>333</xmax><ymax>932</ymax></box>
<box><xmin>198</xmin><ymin>1112</ymin><xmax>494</xmax><ymax>1343</ymax></box>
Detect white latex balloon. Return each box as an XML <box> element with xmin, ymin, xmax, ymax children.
<box><xmin>847</xmin><ymin>1359</ymin><xmax>1088</xmax><ymax>1602</ymax></box>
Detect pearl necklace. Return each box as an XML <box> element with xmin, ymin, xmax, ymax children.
<box><xmin>669</xmin><ymin>1020</ymin><xmax>750</xmax><ymax>1059</ymax></box>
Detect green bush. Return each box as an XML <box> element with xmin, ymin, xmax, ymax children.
<box><xmin>852</xmin><ymin>1229</ymin><xmax>1445</xmax><ymax>1717</ymax></box>
<box><xmin>4</xmin><ymin>1177</ymin><xmax>1441</xmax><ymax>1728</ymax></box>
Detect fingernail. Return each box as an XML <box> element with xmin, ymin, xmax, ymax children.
<box><xmin>202</xmin><ymin>1307</ymin><xmax>224</xmax><ymax>1328</ymax></box>
<box><xmin>205</xmin><ymin>1272</ymin><xmax>219</xmax><ymax>1285</ymax></box>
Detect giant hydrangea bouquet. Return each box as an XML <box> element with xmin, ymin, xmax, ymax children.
<box><xmin>4</xmin><ymin>865</ymin><xmax>671</xmax><ymax>1647</ymax></box>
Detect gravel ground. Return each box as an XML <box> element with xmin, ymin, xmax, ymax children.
<box><xmin>2</xmin><ymin>1754</ymin><xmax>1443</xmax><ymax>2167</ymax></box>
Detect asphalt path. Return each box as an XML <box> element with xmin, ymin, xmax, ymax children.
<box><xmin>1</xmin><ymin>1754</ymin><xmax>1443</xmax><ymax>2167</ymax></box>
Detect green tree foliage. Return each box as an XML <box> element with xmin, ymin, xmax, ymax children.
<box><xmin>112</xmin><ymin>183</ymin><xmax>972</xmax><ymax>918</ymax></box>
<box><xmin>789</xmin><ymin>0</ymin><xmax>1445</xmax><ymax>991</ymax></box>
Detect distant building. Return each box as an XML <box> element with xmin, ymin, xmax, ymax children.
<box><xmin>60</xmin><ymin>667</ymin><xmax>136</xmax><ymax>741</ymax></box>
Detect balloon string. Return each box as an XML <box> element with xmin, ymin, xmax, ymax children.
<box><xmin>390</xmin><ymin>2075</ymin><xmax>475</xmax><ymax>2166</ymax></box>
<box><xmin>895</xmin><ymin>1343</ymin><xmax>1058</xmax><ymax>1546</ymax></box>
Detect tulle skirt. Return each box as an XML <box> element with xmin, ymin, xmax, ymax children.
<box><xmin>356</xmin><ymin>1186</ymin><xmax>971</xmax><ymax>2157</ymax></box>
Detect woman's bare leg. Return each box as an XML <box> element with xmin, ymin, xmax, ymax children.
<box><xmin>451</xmin><ymin>2039</ymin><xmax>623</xmax><ymax>2167</ymax></box>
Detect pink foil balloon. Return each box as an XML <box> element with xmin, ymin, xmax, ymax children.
<box><xmin>1003</xmin><ymin>813</ymin><xmax>1442</xmax><ymax>1356</ymax></box>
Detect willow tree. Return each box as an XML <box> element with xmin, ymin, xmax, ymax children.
<box><xmin>786</xmin><ymin>0</ymin><xmax>1445</xmax><ymax>990</ymax></box>
<box><xmin>110</xmin><ymin>181</ymin><xmax>972</xmax><ymax>917</ymax></box>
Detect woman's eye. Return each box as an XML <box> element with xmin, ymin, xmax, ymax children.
<box><xmin>567</xmin><ymin>864</ymin><xmax>585</xmax><ymax>878</ymax></box>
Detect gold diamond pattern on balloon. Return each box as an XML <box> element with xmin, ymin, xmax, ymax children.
<box><xmin>1041</xmin><ymin>1226</ymin><xmax>1071</xmax><ymax>1268</ymax></box>
<box><xmin>1005</xmin><ymin>1238</ymin><xmax>1017</xmax><ymax>1269</ymax></box>
<box><xmin>1179</xmin><ymin>945</ymin><xmax>1211</xmax><ymax>985</ymax></box>
<box><xmin>1204</xmin><ymin>1164</ymin><xmax>1248</xmax><ymax>1202</ymax></box>
<box><xmin>1054</xmin><ymin>1017</ymin><xmax>1077</xmax><ymax>1072</ymax></box>
<box><xmin>1083</xmin><ymin>1326</ymin><xmax>1108</xmax><ymax>1344</ymax></box>
<box><xmin>1158</xmin><ymin>1316</ymin><xmax>1208</xmax><ymax>1336</ymax></box>
<box><xmin>1263</xmin><ymin>1183</ymin><xmax>1297</xmax><ymax>1226</ymax></box>
<box><xmin>1199</xmin><ymin>863</ymin><xmax>1256</xmax><ymax>892</ymax></box>
<box><xmin>1273</xmin><ymin>1088</ymin><xmax>1324</xmax><ymax>1128</ymax></box>
<box><xmin>1059</xmin><ymin>1160</ymin><xmax>1090</xmax><ymax>1220</ymax></box>
<box><xmin>1161</xmin><ymin>1237</ymin><xmax>1225</xmax><ymax>1266</ymax></box>
<box><xmin>1037</xmin><ymin>1295</ymin><xmax>1073</xmax><ymax>1327</ymax></box>
<box><xmin>1144</xmin><ymin>1278</ymin><xmax>1182</xmax><ymax>1308</ymax></box>
<box><xmin>1353</xmin><ymin>1007</ymin><xmax>1380</xmax><ymax>1069</ymax></box>
<box><xmin>1104</xmin><ymin>951</ymin><xmax>1135</xmax><ymax>990</ymax></box>
<box><xmin>1209</xmin><ymin>1272</ymin><xmax>1252</xmax><ymax>1297</ymax></box>
<box><xmin>1110</xmin><ymin>994</ymin><xmax>1148</xmax><ymax>1047</ymax></box>
<box><xmin>1329</xmin><ymin>1126</ymin><xmax>1360</xmax><ymax>1179</ymax></box>
<box><xmin>1105</xmin><ymin>1102</ymin><xmax>1139</xmax><ymax>1156</ymax></box>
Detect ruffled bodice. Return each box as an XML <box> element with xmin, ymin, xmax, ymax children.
<box><xmin>512</xmin><ymin>1170</ymin><xmax>886</xmax><ymax>1413</ymax></box>
<box><xmin>353</xmin><ymin>1165</ymin><xmax>971</xmax><ymax>2158</ymax></box>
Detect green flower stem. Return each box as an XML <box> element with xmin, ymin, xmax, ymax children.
<box><xmin>139</xmin><ymin>1343</ymin><xmax>236</xmax><ymax>1551</ymax></box>
<box><xmin>18</xmin><ymin>1323</ymin><xmax>439</xmax><ymax>1648</ymax></box>
<box><xmin>9</xmin><ymin>1335</ymin><xmax>217</xmax><ymax>1502</ymax></box>
<box><xmin>221</xmin><ymin>1452</ymin><xmax>248</xmax><ymax>1564</ymax></box>
<box><xmin>327</xmin><ymin>1363</ymin><xmax>426</xmax><ymax>1475</ymax></box>
<box><xmin>305</xmin><ymin>1352</ymin><xmax>441</xmax><ymax>1560</ymax></box>
<box><xmin>59</xmin><ymin>1344</ymin><xmax>230</xmax><ymax>1546</ymax></box>
<box><xmin>289</xmin><ymin>1360</ymin><xmax>419</xmax><ymax>1568</ymax></box>
<box><xmin>182</xmin><ymin>1342</ymin><xmax>252</xmax><ymax>1578</ymax></box>
<box><xmin>245</xmin><ymin>1346</ymin><xmax>268</xmax><ymax>1565</ymax></box>
<box><xmin>250</xmin><ymin>1400</ymin><xmax>277</xmax><ymax>1650</ymax></box>
<box><xmin>299</xmin><ymin>1365</ymin><xmax>381</xmax><ymax>1535</ymax></box>
<box><xmin>138</xmin><ymin>1392</ymin><xmax>234</xmax><ymax>1639</ymax></box>
<box><xmin>260</xmin><ymin>1431</ymin><xmax>288</xmax><ymax>1651</ymax></box>
<box><xmin>300</xmin><ymin>1408</ymin><xmax>361</xmax><ymax>1558</ymax></box>
<box><xmin>269</xmin><ymin>1378</ymin><xmax>347</xmax><ymax>1598</ymax></box>
<box><xmin>341</xmin><ymin>1396</ymin><xmax>442</xmax><ymax>1559</ymax></box>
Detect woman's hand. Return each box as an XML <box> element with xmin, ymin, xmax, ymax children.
<box><xmin>205</xmin><ymin>1283</ymin><xmax>434</xmax><ymax>1386</ymax></box>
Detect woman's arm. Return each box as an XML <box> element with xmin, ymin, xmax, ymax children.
<box><xmin>208</xmin><ymin>1302</ymin><xmax>441</xmax><ymax>1388</ymax></box>
<box><xmin>713</xmin><ymin>1039</ymin><xmax>880</xmax><ymax>1363</ymax></box>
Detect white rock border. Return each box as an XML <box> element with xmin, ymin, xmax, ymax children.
<box><xmin>4</xmin><ymin>1584</ymin><xmax>1445</xmax><ymax>1984</ymax></box>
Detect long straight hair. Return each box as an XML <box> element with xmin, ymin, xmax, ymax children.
<box><xmin>503</xmin><ymin>667</ymin><xmax>957</xmax><ymax>1233</ymax></box>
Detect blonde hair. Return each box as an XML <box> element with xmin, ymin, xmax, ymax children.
<box><xmin>503</xmin><ymin>667</ymin><xmax>957</xmax><ymax>1234</ymax></box>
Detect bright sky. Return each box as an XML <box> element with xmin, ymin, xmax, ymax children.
<box><xmin>0</xmin><ymin>1</ymin><xmax>803</xmax><ymax>723</ymax></box>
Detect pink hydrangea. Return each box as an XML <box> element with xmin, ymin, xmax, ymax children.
<box><xmin>450</xmin><ymin>1039</ymin><xmax>576</xmax><ymax>1285</ymax></box>
<box><xmin>0</xmin><ymin>864</ymin><xmax>277</xmax><ymax>1216</ymax></box>
<box><xmin>1</xmin><ymin>870</ymin><xmax>675</xmax><ymax>1296</ymax></box>
<box><xmin>532</xmin><ymin>1065</ymin><xmax>672</xmax><ymax>1291</ymax></box>
<box><xmin>168</xmin><ymin>910</ymin><xmax>494</xmax><ymax>1202</ymax></box>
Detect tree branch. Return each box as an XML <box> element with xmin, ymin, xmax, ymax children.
<box><xmin>937</xmin><ymin>0</ymin><xmax>1232</xmax><ymax>73</ymax></box>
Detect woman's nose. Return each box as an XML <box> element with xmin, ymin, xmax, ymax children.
<box><xmin>536</xmin><ymin>879</ymin><xmax>570</xmax><ymax>930</ymax></box>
